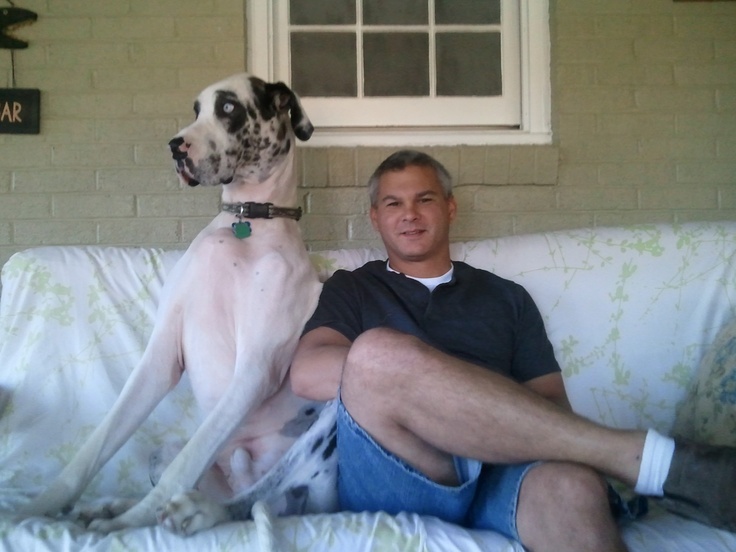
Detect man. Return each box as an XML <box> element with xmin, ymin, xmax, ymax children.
<box><xmin>290</xmin><ymin>150</ymin><xmax>735</xmax><ymax>551</ymax></box>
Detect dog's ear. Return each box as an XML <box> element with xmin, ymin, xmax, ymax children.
<box><xmin>265</xmin><ymin>82</ymin><xmax>314</xmax><ymax>142</ymax></box>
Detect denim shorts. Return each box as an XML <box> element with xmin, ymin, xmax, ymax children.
<box><xmin>336</xmin><ymin>396</ymin><xmax>537</xmax><ymax>541</ymax></box>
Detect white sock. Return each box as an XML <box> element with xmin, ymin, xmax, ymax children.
<box><xmin>634</xmin><ymin>429</ymin><xmax>675</xmax><ymax>496</ymax></box>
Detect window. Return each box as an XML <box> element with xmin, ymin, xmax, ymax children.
<box><xmin>247</xmin><ymin>0</ymin><xmax>550</xmax><ymax>146</ymax></box>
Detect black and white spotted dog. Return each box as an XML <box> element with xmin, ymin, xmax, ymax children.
<box><xmin>20</xmin><ymin>73</ymin><xmax>338</xmax><ymax>533</ymax></box>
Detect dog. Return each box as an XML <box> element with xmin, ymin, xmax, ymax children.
<box><xmin>20</xmin><ymin>73</ymin><xmax>337</xmax><ymax>532</ymax></box>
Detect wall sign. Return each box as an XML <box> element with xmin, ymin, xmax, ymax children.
<box><xmin>0</xmin><ymin>87</ymin><xmax>40</xmax><ymax>134</ymax></box>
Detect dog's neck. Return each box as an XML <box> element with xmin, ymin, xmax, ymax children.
<box><xmin>220</xmin><ymin>147</ymin><xmax>299</xmax><ymax>209</ymax></box>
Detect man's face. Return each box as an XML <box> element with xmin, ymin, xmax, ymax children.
<box><xmin>370</xmin><ymin>164</ymin><xmax>457</xmax><ymax>272</ymax></box>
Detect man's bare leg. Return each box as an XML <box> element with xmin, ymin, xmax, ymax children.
<box><xmin>516</xmin><ymin>462</ymin><xmax>628</xmax><ymax>552</ymax></box>
<box><xmin>340</xmin><ymin>327</ymin><xmax>646</xmax><ymax>487</ymax></box>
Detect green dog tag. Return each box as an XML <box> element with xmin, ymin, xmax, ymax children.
<box><xmin>232</xmin><ymin>221</ymin><xmax>251</xmax><ymax>239</ymax></box>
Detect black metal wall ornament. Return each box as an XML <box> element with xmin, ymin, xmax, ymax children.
<box><xmin>0</xmin><ymin>0</ymin><xmax>40</xmax><ymax>134</ymax></box>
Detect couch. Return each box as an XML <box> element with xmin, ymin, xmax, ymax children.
<box><xmin>1</xmin><ymin>221</ymin><xmax>735</xmax><ymax>551</ymax></box>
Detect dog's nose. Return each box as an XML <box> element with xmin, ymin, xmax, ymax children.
<box><xmin>168</xmin><ymin>137</ymin><xmax>188</xmax><ymax>161</ymax></box>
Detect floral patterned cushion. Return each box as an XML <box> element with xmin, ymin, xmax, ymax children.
<box><xmin>673</xmin><ymin>317</ymin><xmax>736</xmax><ymax>446</ymax></box>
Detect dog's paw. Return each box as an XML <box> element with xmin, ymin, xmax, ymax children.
<box><xmin>157</xmin><ymin>491</ymin><xmax>230</xmax><ymax>536</ymax></box>
<box><xmin>71</xmin><ymin>498</ymin><xmax>137</xmax><ymax>527</ymax></box>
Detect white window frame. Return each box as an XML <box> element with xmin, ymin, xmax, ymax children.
<box><xmin>246</xmin><ymin>1</ymin><xmax>551</xmax><ymax>147</ymax></box>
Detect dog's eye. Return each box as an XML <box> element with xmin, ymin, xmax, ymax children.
<box><xmin>223</xmin><ymin>102</ymin><xmax>235</xmax><ymax>114</ymax></box>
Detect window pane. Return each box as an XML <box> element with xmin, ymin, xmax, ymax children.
<box><xmin>364</xmin><ymin>33</ymin><xmax>429</xmax><ymax>96</ymax></box>
<box><xmin>363</xmin><ymin>0</ymin><xmax>427</xmax><ymax>25</ymax></box>
<box><xmin>436</xmin><ymin>32</ymin><xmax>501</xmax><ymax>96</ymax></box>
<box><xmin>290</xmin><ymin>33</ymin><xmax>357</xmax><ymax>96</ymax></box>
<box><xmin>289</xmin><ymin>0</ymin><xmax>356</xmax><ymax>25</ymax></box>
<box><xmin>435</xmin><ymin>0</ymin><xmax>500</xmax><ymax>25</ymax></box>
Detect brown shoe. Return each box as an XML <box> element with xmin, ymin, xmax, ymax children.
<box><xmin>660</xmin><ymin>440</ymin><xmax>736</xmax><ymax>532</ymax></box>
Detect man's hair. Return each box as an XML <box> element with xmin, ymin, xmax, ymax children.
<box><xmin>367</xmin><ymin>150</ymin><xmax>453</xmax><ymax>206</ymax></box>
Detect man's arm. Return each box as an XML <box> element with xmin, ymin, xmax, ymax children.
<box><xmin>523</xmin><ymin>372</ymin><xmax>573</xmax><ymax>411</ymax></box>
<box><xmin>290</xmin><ymin>326</ymin><xmax>352</xmax><ymax>402</ymax></box>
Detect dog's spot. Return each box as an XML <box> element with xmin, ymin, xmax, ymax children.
<box><xmin>280</xmin><ymin>405</ymin><xmax>320</xmax><ymax>437</ymax></box>
<box><xmin>310</xmin><ymin>437</ymin><xmax>324</xmax><ymax>454</ymax></box>
<box><xmin>322</xmin><ymin>434</ymin><xmax>337</xmax><ymax>460</ymax></box>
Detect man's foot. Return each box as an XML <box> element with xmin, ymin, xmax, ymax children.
<box><xmin>660</xmin><ymin>440</ymin><xmax>736</xmax><ymax>531</ymax></box>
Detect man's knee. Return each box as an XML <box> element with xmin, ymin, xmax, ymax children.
<box><xmin>517</xmin><ymin>462</ymin><xmax>622</xmax><ymax>551</ymax></box>
<box><xmin>343</xmin><ymin>328</ymin><xmax>419</xmax><ymax>387</ymax></box>
<box><xmin>522</xmin><ymin>462</ymin><xmax>609</xmax><ymax>510</ymax></box>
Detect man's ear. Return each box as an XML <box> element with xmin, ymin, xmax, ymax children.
<box><xmin>369</xmin><ymin>206</ymin><xmax>379</xmax><ymax>231</ymax></box>
<box><xmin>447</xmin><ymin>195</ymin><xmax>458</xmax><ymax>223</ymax></box>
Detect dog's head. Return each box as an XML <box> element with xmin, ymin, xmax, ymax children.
<box><xmin>168</xmin><ymin>73</ymin><xmax>313</xmax><ymax>187</ymax></box>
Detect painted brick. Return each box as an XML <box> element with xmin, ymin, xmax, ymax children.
<box><xmin>0</xmin><ymin>222</ymin><xmax>10</xmax><ymax>245</ymax></box>
<box><xmin>535</xmin><ymin>147</ymin><xmax>560</xmax><ymax>185</ymax></box>
<box><xmin>347</xmin><ymin>216</ymin><xmax>376</xmax><ymax>241</ymax></box>
<box><xmin>676</xmin><ymin>162</ymin><xmax>736</xmax><ymax>184</ymax></box>
<box><xmin>95</xmin><ymin>118</ymin><xmax>178</xmax><ymax>142</ymax></box>
<box><xmin>14</xmin><ymin>220</ymin><xmax>98</xmax><ymax>246</ymax></box>
<box><xmin>716</xmin><ymin>40</ymin><xmax>736</xmax><ymax>61</ymax></box>
<box><xmin>720</xmin><ymin>187</ymin><xmax>736</xmax><ymax>210</ymax></box>
<box><xmin>34</xmin><ymin>18</ymin><xmax>93</xmax><ymax>40</ymax></box>
<box><xmin>597</xmin><ymin>114</ymin><xmax>675</xmax><ymax>136</ymax></box>
<box><xmin>130</xmin><ymin>0</ymin><xmax>216</xmax><ymax>16</ymax></box>
<box><xmin>450</xmin><ymin>213</ymin><xmax>514</xmax><ymax>240</ymax></box>
<box><xmin>53</xmin><ymin>194</ymin><xmax>136</xmax><ymax>218</ymax></box>
<box><xmin>639</xmin><ymin>186</ymin><xmax>719</xmax><ymax>210</ymax></box>
<box><xmin>2</xmin><ymin>144</ymin><xmax>52</xmax><ymax>168</ymax></box>
<box><xmin>634</xmin><ymin>38</ymin><xmax>714</xmax><ymax>63</ymax></box>
<box><xmin>677</xmin><ymin>113</ymin><xmax>736</xmax><ymax>136</ymax></box>
<box><xmin>457</xmin><ymin>147</ymin><xmax>486</xmax><ymax>184</ymax></box>
<box><xmin>718</xmin><ymin>137</ymin><xmax>736</xmax><ymax>159</ymax></box>
<box><xmin>475</xmin><ymin>187</ymin><xmax>558</xmax><ymax>213</ymax></box>
<box><xmin>717</xmin><ymin>88</ymin><xmax>736</xmax><ymax>111</ymax></box>
<box><xmin>301</xmin><ymin>215</ymin><xmax>348</xmax><ymax>242</ymax></box>
<box><xmin>596</xmin><ymin>15</ymin><xmax>673</xmax><ymax>38</ymax></box>
<box><xmin>92</xmin><ymin>18</ymin><xmax>176</xmax><ymax>40</ymax></box>
<box><xmin>97</xmin><ymin>219</ymin><xmax>181</xmax><ymax>244</ymax></box>
<box><xmin>46</xmin><ymin>93</ymin><xmax>133</xmax><ymax>119</ymax></box>
<box><xmin>22</xmin><ymin>68</ymin><xmax>93</xmax><ymax>91</ymax></box>
<box><xmin>557</xmin><ymin>186</ymin><xmax>638</xmax><ymax>211</ymax></box>
<box><xmin>174</xmin><ymin>17</ymin><xmax>245</xmax><ymax>39</ymax></box>
<box><xmin>598</xmin><ymin>163</ymin><xmax>674</xmax><ymax>187</ymax></box>
<box><xmin>51</xmin><ymin>144</ymin><xmax>135</xmax><ymax>167</ymax></box>
<box><xmin>93</xmin><ymin>68</ymin><xmax>180</xmax><ymax>91</ymax></box>
<box><xmin>130</xmin><ymin>44</ymin><xmax>218</xmax><ymax>67</ymax></box>
<box><xmin>595</xmin><ymin>64</ymin><xmax>674</xmax><ymax>87</ymax></box>
<box><xmin>675</xmin><ymin>64</ymin><xmax>736</xmax><ymax>86</ymax></box>
<box><xmin>635</xmin><ymin>88</ymin><xmax>715</xmax><ymax>112</ymax></box>
<box><xmin>306</xmin><ymin>189</ymin><xmax>369</xmax><ymax>216</ymax></box>
<box><xmin>0</xmin><ymin>172</ymin><xmax>9</xmax><ymax>193</ymax></box>
<box><xmin>180</xmin><ymin>218</ymin><xmax>211</xmax><ymax>242</ymax></box>
<box><xmin>355</xmin><ymin>147</ymin><xmax>396</xmax><ymax>187</ymax></box>
<box><xmin>327</xmin><ymin>149</ymin><xmax>357</xmax><ymax>187</ymax></box>
<box><xmin>508</xmin><ymin>149</ymin><xmax>537</xmax><ymax>185</ymax></box>
<box><xmin>514</xmin><ymin>213</ymin><xmax>595</xmax><ymax>236</ymax></box>
<box><xmin>674</xmin><ymin>16</ymin><xmax>736</xmax><ymax>40</ymax></box>
<box><xmin>301</xmin><ymin>149</ymin><xmax>329</xmax><ymax>188</ymax></box>
<box><xmin>48</xmin><ymin>1</ymin><xmax>130</xmax><ymax>16</ymax></box>
<box><xmin>557</xmin><ymin>87</ymin><xmax>637</xmax><ymax>114</ymax></box>
<box><xmin>595</xmin><ymin>211</ymin><xmax>674</xmax><ymax>227</ymax></box>
<box><xmin>137</xmin><ymin>192</ymin><xmax>219</xmax><ymax>218</ymax></box>
<box><xmin>556</xmin><ymin>65</ymin><xmax>597</xmax><ymax>87</ymax></box>
<box><xmin>48</xmin><ymin>44</ymin><xmax>130</xmax><ymax>68</ymax></box>
<box><xmin>557</xmin><ymin>164</ymin><xmax>599</xmax><ymax>188</ymax></box>
<box><xmin>96</xmin><ymin>169</ymin><xmax>180</xmax><ymax>192</ymax></box>
<box><xmin>0</xmin><ymin>195</ymin><xmax>50</xmax><ymax>219</ymax></box>
<box><xmin>555</xmin><ymin>39</ymin><xmax>635</xmax><ymax>64</ymax></box>
<box><xmin>135</xmin><ymin>144</ymin><xmax>175</xmax><ymax>167</ymax></box>
<box><xmin>13</xmin><ymin>170</ymin><xmax>97</xmax><ymax>193</ymax></box>
<box><xmin>483</xmin><ymin>148</ymin><xmax>511</xmax><ymax>185</ymax></box>
<box><xmin>42</xmin><ymin>120</ymin><xmax>97</xmax><ymax>143</ymax></box>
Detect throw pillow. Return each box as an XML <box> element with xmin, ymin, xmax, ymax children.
<box><xmin>672</xmin><ymin>317</ymin><xmax>736</xmax><ymax>447</ymax></box>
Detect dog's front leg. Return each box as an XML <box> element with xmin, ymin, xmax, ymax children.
<box><xmin>88</xmin><ymin>370</ymin><xmax>273</xmax><ymax>531</ymax></box>
<box><xmin>19</xmin><ymin>325</ymin><xmax>182</xmax><ymax>519</ymax></box>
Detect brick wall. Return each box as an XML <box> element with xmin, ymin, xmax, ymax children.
<box><xmin>1</xmin><ymin>0</ymin><xmax>735</xmax><ymax>270</ymax></box>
